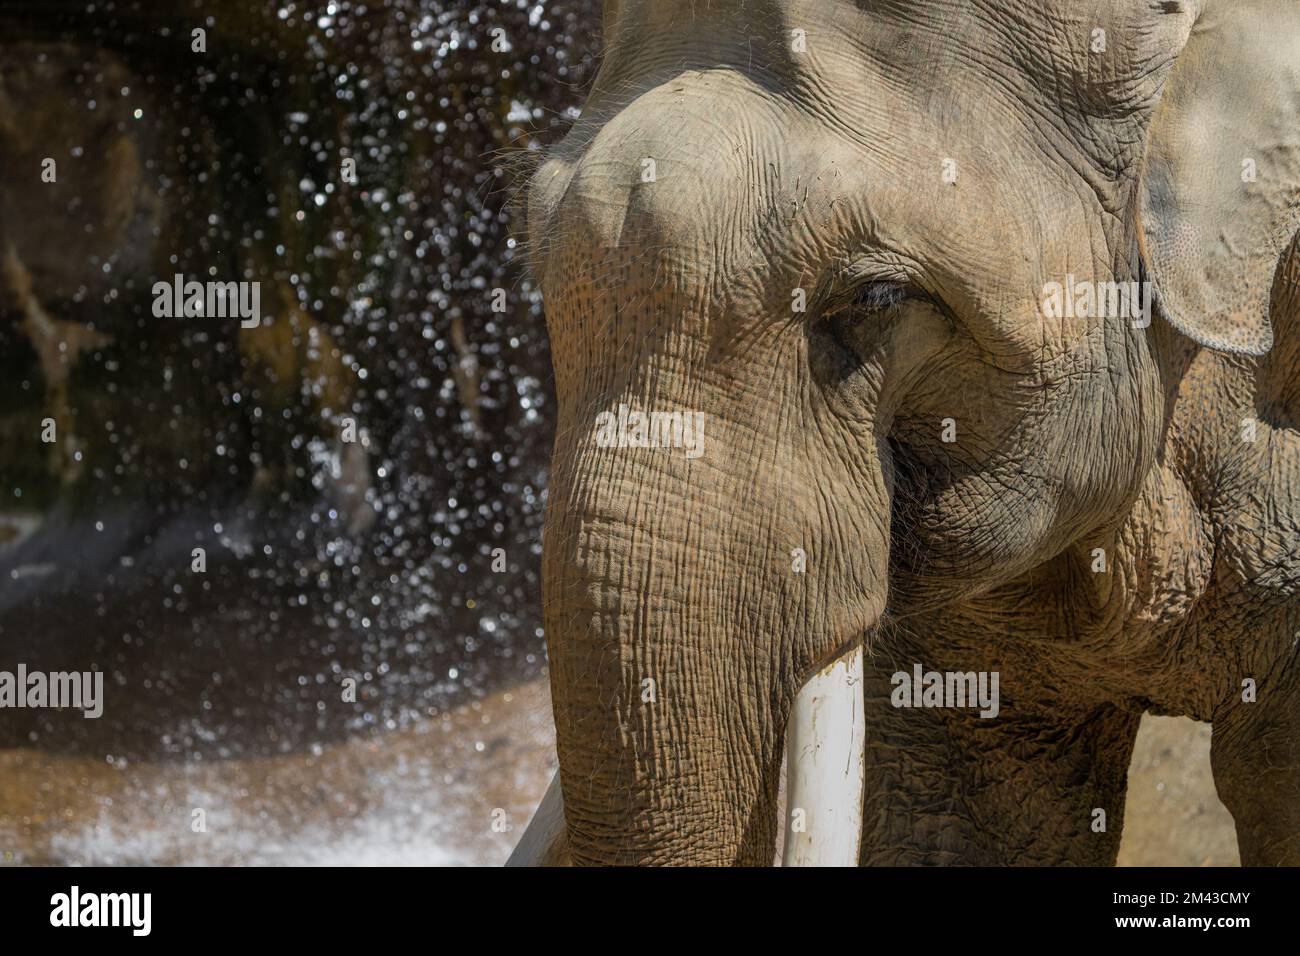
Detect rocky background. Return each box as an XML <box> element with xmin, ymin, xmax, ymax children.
<box><xmin>0</xmin><ymin>0</ymin><xmax>1237</xmax><ymax>865</ymax></box>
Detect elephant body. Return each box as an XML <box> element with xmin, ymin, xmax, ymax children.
<box><xmin>518</xmin><ymin>0</ymin><xmax>1300</xmax><ymax>865</ymax></box>
<box><xmin>867</xmin><ymin>263</ymin><xmax>1300</xmax><ymax>864</ymax></box>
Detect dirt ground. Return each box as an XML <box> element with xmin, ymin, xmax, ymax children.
<box><xmin>0</xmin><ymin>681</ymin><xmax>1237</xmax><ymax>865</ymax></box>
<box><xmin>1117</xmin><ymin>714</ymin><xmax>1239</xmax><ymax>866</ymax></box>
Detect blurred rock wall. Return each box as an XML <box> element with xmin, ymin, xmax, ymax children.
<box><xmin>0</xmin><ymin>0</ymin><xmax>599</xmax><ymax>757</ymax></box>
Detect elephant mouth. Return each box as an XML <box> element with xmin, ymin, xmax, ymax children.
<box><xmin>507</xmin><ymin>642</ymin><xmax>868</xmax><ymax>867</ymax></box>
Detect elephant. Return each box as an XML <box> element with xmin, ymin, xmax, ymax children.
<box><xmin>508</xmin><ymin>0</ymin><xmax>1300</xmax><ymax>866</ymax></box>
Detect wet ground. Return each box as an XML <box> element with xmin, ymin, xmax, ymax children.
<box><xmin>1</xmin><ymin>679</ymin><xmax>554</xmax><ymax>866</ymax></box>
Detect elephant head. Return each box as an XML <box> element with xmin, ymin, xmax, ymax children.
<box><xmin>512</xmin><ymin>0</ymin><xmax>1300</xmax><ymax>865</ymax></box>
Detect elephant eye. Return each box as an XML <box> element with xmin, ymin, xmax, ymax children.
<box><xmin>822</xmin><ymin>280</ymin><xmax>923</xmax><ymax>340</ymax></box>
<box><xmin>812</xmin><ymin>280</ymin><xmax>922</xmax><ymax>379</ymax></box>
<box><xmin>823</xmin><ymin>280</ymin><xmax>923</xmax><ymax>327</ymax></box>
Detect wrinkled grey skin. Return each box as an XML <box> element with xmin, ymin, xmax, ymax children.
<box><xmin>521</xmin><ymin>0</ymin><xmax>1300</xmax><ymax>865</ymax></box>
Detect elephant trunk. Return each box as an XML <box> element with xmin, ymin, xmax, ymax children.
<box><xmin>525</xmin><ymin>415</ymin><xmax>877</xmax><ymax>863</ymax></box>
<box><xmin>509</xmin><ymin>642</ymin><xmax>868</xmax><ymax>866</ymax></box>
<box><xmin>517</xmin><ymin>250</ymin><xmax>887</xmax><ymax>863</ymax></box>
<box><xmin>540</xmin><ymin>482</ymin><xmax>785</xmax><ymax>865</ymax></box>
<box><xmin>515</xmin><ymin>62</ymin><xmax>890</xmax><ymax>866</ymax></box>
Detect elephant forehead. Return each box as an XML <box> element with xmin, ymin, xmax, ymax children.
<box><xmin>532</xmin><ymin>14</ymin><xmax>1127</xmax><ymax>362</ymax></box>
<box><xmin>547</xmin><ymin>75</ymin><xmax>782</xmax><ymax>251</ymax></box>
<box><xmin>530</xmin><ymin>71</ymin><xmax>860</xmax><ymax>312</ymax></box>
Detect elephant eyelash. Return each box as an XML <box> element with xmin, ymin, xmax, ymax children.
<box><xmin>823</xmin><ymin>280</ymin><xmax>923</xmax><ymax>326</ymax></box>
<box><xmin>851</xmin><ymin>281</ymin><xmax>912</xmax><ymax>312</ymax></box>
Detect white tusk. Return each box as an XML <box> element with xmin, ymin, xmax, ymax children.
<box><xmin>505</xmin><ymin>770</ymin><xmax>571</xmax><ymax>866</ymax></box>
<box><xmin>781</xmin><ymin>643</ymin><xmax>866</xmax><ymax>866</ymax></box>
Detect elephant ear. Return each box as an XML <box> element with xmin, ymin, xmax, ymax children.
<box><xmin>1139</xmin><ymin>0</ymin><xmax>1300</xmax><ymax>356</ymax></box>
